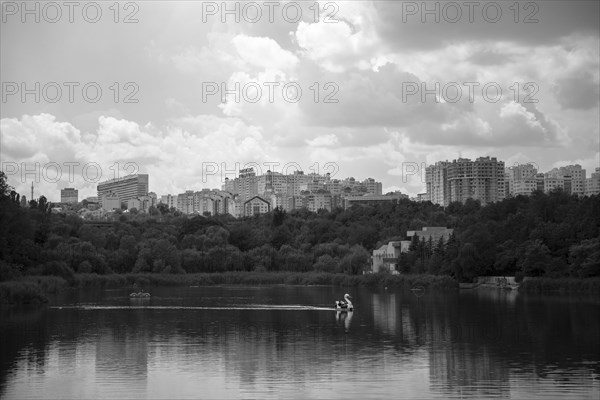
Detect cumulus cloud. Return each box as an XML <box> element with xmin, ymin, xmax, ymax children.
<box><xmin>1</xmin><ymin>1</ymin><xmax>598</xmax><ymax>198</ymax></box>
<box><xmin>554</xmin><ymin>73</ymin><xmax>600</xmax><ymax>110</ymax></box>
<box><xmin>232</xmin><ymin>34</ymin><xmax>299</xmax><ymax>71</ymax></box>
<box><xmin>306</xmin><ymin>134</ymin><xmax>339</xmax><ymax>147</ymax></box>
<box><xmin>1</xmin><ymin>114</ymin><xmax>277</xmax><ymax>201</ymax></box>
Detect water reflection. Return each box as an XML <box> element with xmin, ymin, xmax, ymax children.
<box><xmin>335</xmin><ymin>310</ymin><xmax>353</xmax><ymax>333</ymax></box>
<box><xmin>1</xmin><ymin>286</ymin><xmax>599</xmax><ymax>399</ymax></box>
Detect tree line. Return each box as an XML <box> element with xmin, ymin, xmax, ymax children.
<box><xmin>0</xmin><ymin>172</ymin><xmax>598</xmax><ymax>282</ymax></box>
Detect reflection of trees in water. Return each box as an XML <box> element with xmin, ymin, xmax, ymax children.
<box><xmin>0</xmin><ymin>308</ymin><xmax>48</xmax><ymax>393</ymax></box>
<box><xmin>1</xmin><ymin>289</ymin><xmax>598</xmax><ymax>398</ymax></box>
<box><xmin>369</xmin><ymin>290</ymin><xmax>600</xmax><ymax>397</ymax></box>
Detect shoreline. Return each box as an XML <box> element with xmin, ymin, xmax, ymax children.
<box><xmin>2</xmin><ymin>273</ymin><xmax>599</xmax><ymax>305</ymax></box>
<box><xmin>1</xmin><ymin>272</ymin><xmax>457</xmax><ymax>305</ymax></box>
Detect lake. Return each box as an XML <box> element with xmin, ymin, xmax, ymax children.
<box><xmin>1</xmin><ymin>285</ymin><xmax>599</xmax><ymax>399</ymax></box>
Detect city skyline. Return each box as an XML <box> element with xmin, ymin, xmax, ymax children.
<box><xmin>1</xmin><ymin>1</ymin><xmax>599</xmax><ymax>202</ymax></box>
<box><xmin>11</xmin><ymin>157</ymin><xmax>597</xmax><ymax>207</ymax></box>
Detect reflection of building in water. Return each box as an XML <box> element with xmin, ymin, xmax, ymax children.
<box><xmin>95</xmin><ymin>328</ymin><xmax>148</xmax><ymax>393</ymax></box>
<box><xmin>372</xmin><ymin>294</ymin><xmax>398</xmax><ymax>335</ymax></box>
<box><xmin>429</xmin><ymin>345</ymin><xmax>509</xmax><ymax>398</ymax></box>
<box><xmin>371</xmin><ymin>293</ymin><xmax>420</xmax><ymax>345</ymax></box>
<box><xmin>428</xmin><ymin>319</ymin><xmax>510</xmax><ymax>398</ymax></box>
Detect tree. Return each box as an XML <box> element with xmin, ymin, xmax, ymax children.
<box><xmin>339</xmin><ymin>245</ymin><xmax>370</xmax><ymax>275</ymax></box>
<box><xmin>0</xmin><ymin>172</ymin><xmax>13</xmax><ymax>200</ymax></box>
<box><xmin>313</xmin><ymin>254</ymin><xmax>338</xmax><ymax>272</ymax></box>
<box><xmin>569</xmin><ymin>238</ymin><xmax>600</xmax><ymax>278</ymax></box>
<box><xmin>37</xmin><ymin>196</ymin><xmax>51</xmax><ymax>214</ymax></box>
<box><xmin>157</xmin><ymin>203</ymin><xmax>170</xmax><ymax>214</ymax></box>
<box><xmin>271</xmin><ymin>225</ymin><xmax>292</xmax><ymax>249</ymax></box>
<box><xmin>272</xmin><ymin>207</ymin><xmax>286</xmax><ymax>227</ymax></box>
<box><xmin>456</xmin><ymin>243</ymin><xmax>478</xmax><ymax>282</ymax></box>
<box><xmin>518</xmin><ymin>240</ymin><xmax>552</xmax><ymax>277</ymax></box>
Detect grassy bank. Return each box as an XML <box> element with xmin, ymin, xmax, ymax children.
<box><xmin>519</xmin><ymin>277</ymin><xmax>600</xmax><ymax>293</ymax></box>
<box><xmin>0</xmin><ymin>272</ymin><xmax>458</xmax><ymax>304</ymax></box>
<box><xmin>0</xmin><ymin>276</ymin><xmax>70</xmax><ymax>304</ymax></box>
<box><xmin>5</xmin><ymin>273</ymin><xmax>599</xmax><ymax>305</ymax></box>
<box><xmin>74</xmin><ymin>271</ymin><xmax>459</xmax><ymax>290</ymax></box>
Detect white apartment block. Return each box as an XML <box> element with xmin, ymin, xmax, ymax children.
<box><xmin>175</xmin><ymin>189</ymin><xmax>234</xmax><ymax>216</ymax></box>
<box><xmin>101</xmin><ymin>193</ymin><xmax>121</xmax><ymax>211</ymax></box>
<box><xmin>60</xmin><ymin>187</ymin><xmax>79</xmax><ymax>204</ymax></box>
<box><xmin>545</xmin><ymin>165</ymin><xmax>586</xmax><ymax>195</ymax></box>
<box><xmin>97</xmin><ymin>174</ymin><xmax>149</xmax><ymax>209</ymax></box>
<box><xmin>505</xmin><ymin>163</ymin><xmax>538</xmax><ymax>196</ymax></box>
<box><xmin>160</xmin><ymin>194</ymin><xmax>178</xmax><ymax>210</ymax></box>
<box><xmin>308</xmin><ymin>192</ymin><xmax>332</xmax><ymax>213</ymax></box>
<box><xmin>426</xmin><ymin>161</ymin><xmax>449</xmax><ymax>205</ymax></box>
<box><xmin>585</xmin><ymin>167</ymin><xmax>600</xmax><ymax>196</ymax></box>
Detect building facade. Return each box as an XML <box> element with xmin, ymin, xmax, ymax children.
<box><xmin>545</xmin><ymin>165</ymin><xmax>586</xmax><ymax>195</ymax></box>
<box><xmin>101</xmin><ymin>193</ymin><xmax>121</xmax><ymax>211</ymax></box>
<box><xmin>425</xmin><ymin>157</ymin><xmax>505</xmax><ymax>206</ymax></box>
<box><xmin>343</xmin><ymin>193</ymin><xmax>408</xmax><ymax>210</ymax></box>
<box><xmin>585</xmin><ymin>167</ymin><xmax>600</xmax><ymax>196</ymax></box>
<box><xmin>97</xmin><ymin>174</ymin><xmax>149</xmax><ymax>209</ymax></box>
<box><xmin>60</xmin><ymin>187</ymin><xmax>78</xmax><ymax>204</ymax></box>
<box><xmin>160</xmin><ymin>194</ymin><xmax>178</xmax><ymax>210</ymax></box>
<box><xmin>372</xmin><ymin>241</ymin><xmax>404</xmax><ymax>274</ymax></box>
<box><xmin>243</xmin><ymin>196</ymin><xmax>270</xmax><ymax>217</ymax></box>
<box><xmin>406</xmin><ymin>227</ymin><xmax>454</xmax><ymax>243</ymax></box>
<box><xmin>505</xmin><ymin>163</ymin><xmax>538</xmax><ymax>197</ymax></box>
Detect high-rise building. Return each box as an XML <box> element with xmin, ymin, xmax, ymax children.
<box><xmin>257</xmin><ymin>170</ymin><xmax>288</xmax><ymax>196</ymax></box>
<box><xmin>585</xmin><ymin>167</ymin><xmax>600</xmax><ymax>196</ymax></box>
<box><xmin>219</xmin><ymin>169</ymin><xmax>383</xmax><ymax>214</ymax></box>
<box><xmin>177</xmin><ymin>190</ymin><xmax>195</xmax><ymax>214</ymax></box>
<box><xmin>160</xmin><ymin>194</ymin><xmax>178</xmax><ymax>210</ymax></box>
<box><xmin>174</xmin><ymin>189</ymin><xmax>234</xmax><ymax>216</ymax></box>
<box><xmin>363</xmin><ymin>178</ymin><xmax>383</xmax><ymax>195</ymax></box>
<box><xmin>286</xmin><ymin>171</ymin><xmax>309</xmax><ymax>196</ymax></box>
<box><xmin>545</xmin><ymin>165</ymin><xmax>586</xmax><ymax>195</ymax></box>
<box><xmin>505</xmin><ymin>164</ymin><xmax>538</xmax><ymax>196</ymax></box>
<box><xmin>222</xmin><ymin>168</ymin><xmax>258</xmax><ymax>204</ymax></box>
<box><xmin>60</xmin><ymin>187</ymin><xmax>78</xmax><ymax>204</ymax></box>
<box><xmin>425</xmin><ymin>157</ymin><xmax>505</xmax><ymax>206</ymax></box>
<box><xmin>426</xmin><ymin>161</ymin><xmax>450</xmax><ymax>205</ymax></box>
<box><xmin>308</xmin><ymin>191</ymin><xmax>332</xmax><ymax>212</ymax></box>
<box><xmin>97</xmin><ymin>174</ymin><xmax>149</xmax><ymax>209</ymax></box>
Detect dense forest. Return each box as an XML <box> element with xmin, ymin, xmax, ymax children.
<box><xmin>1</xmin><ymin>171</ymin><xmax>599</xmax><ymax>283</ymax></box>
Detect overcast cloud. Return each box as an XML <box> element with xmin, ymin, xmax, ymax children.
<box><xmin>1</xmin><ymin>0</ymin><xmax>598</xmax><ymax>200</ymax></box>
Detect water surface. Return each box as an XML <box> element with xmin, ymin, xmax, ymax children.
<box><xmin>1</xmin><ymin>286</ymin><xmax>598</xmax><ymax>399</ymax></box>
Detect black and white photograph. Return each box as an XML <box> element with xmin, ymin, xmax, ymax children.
<box><xmin>1</xmin><ymin>1</ymin><xmax>599</xmax><ymax>398</ymax></box>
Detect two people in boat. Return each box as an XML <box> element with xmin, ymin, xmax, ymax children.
<box><xmin>335</xmin><ymin>293</ymin><xmax>353</xmax><ymax>311</ymax></box>
<box><xmin>130</xmin><ymin>282</ymin><xmax>150</xmax><ymax>298</ymax></box>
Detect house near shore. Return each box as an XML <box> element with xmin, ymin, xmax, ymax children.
<box><xmin>406</xmin><ymin>226</ymin><xmax>454</xmax><ymax>243</ymax></box>
<box><xmin>372</xmin><ymin>241</ymin><xmax>411</xmax><ymax>274</ymax></box>
<box><xmin>372</xmin><ymin>227</ymin><xmax>453</xmax><ymax>273</ymax></box>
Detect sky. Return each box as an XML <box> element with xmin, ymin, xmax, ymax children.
<box><xmin>1</xmin><ymin>0</ymin><xmax>599</xmax><ymax>202</ymax></box>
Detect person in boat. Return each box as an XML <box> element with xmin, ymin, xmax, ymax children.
<box><xmin>335</xmin><ymin>294</ymin><xmax>353</xmax><ymax>311</ymax></box>
<box><xmin>130</xmin><ymin>284</ymin><xmax>150</xmax><ymax>297</ymax></box>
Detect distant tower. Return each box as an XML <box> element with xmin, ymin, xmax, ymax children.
<box><xmin>31</xmin><ymin>182</ymin><xmax>34</xmax><ymax>201</ymax></box>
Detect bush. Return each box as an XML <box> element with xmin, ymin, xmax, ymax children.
<box><xmin>78</xmin><ymin>261</ymin><xmax>93</xmax><ymax>273</ymax></box>
<box><xmin>519</xmin><ymin>277</ymin><xmax>600</xmax><ymax>293</ymax></box>
<box><xmin>0</xmin><ymin>281</ymin><xmax>47</xmax><ymax>304</ymax></box>
<box><xmin>0</xmin><ymin>261</ymin><xmax>23</xmax><ymax>281</ymax></box>
<box><xmin>40</xmin><ymin>261</ymin><xmax>75</xmax><ymax>282</ymax></box>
